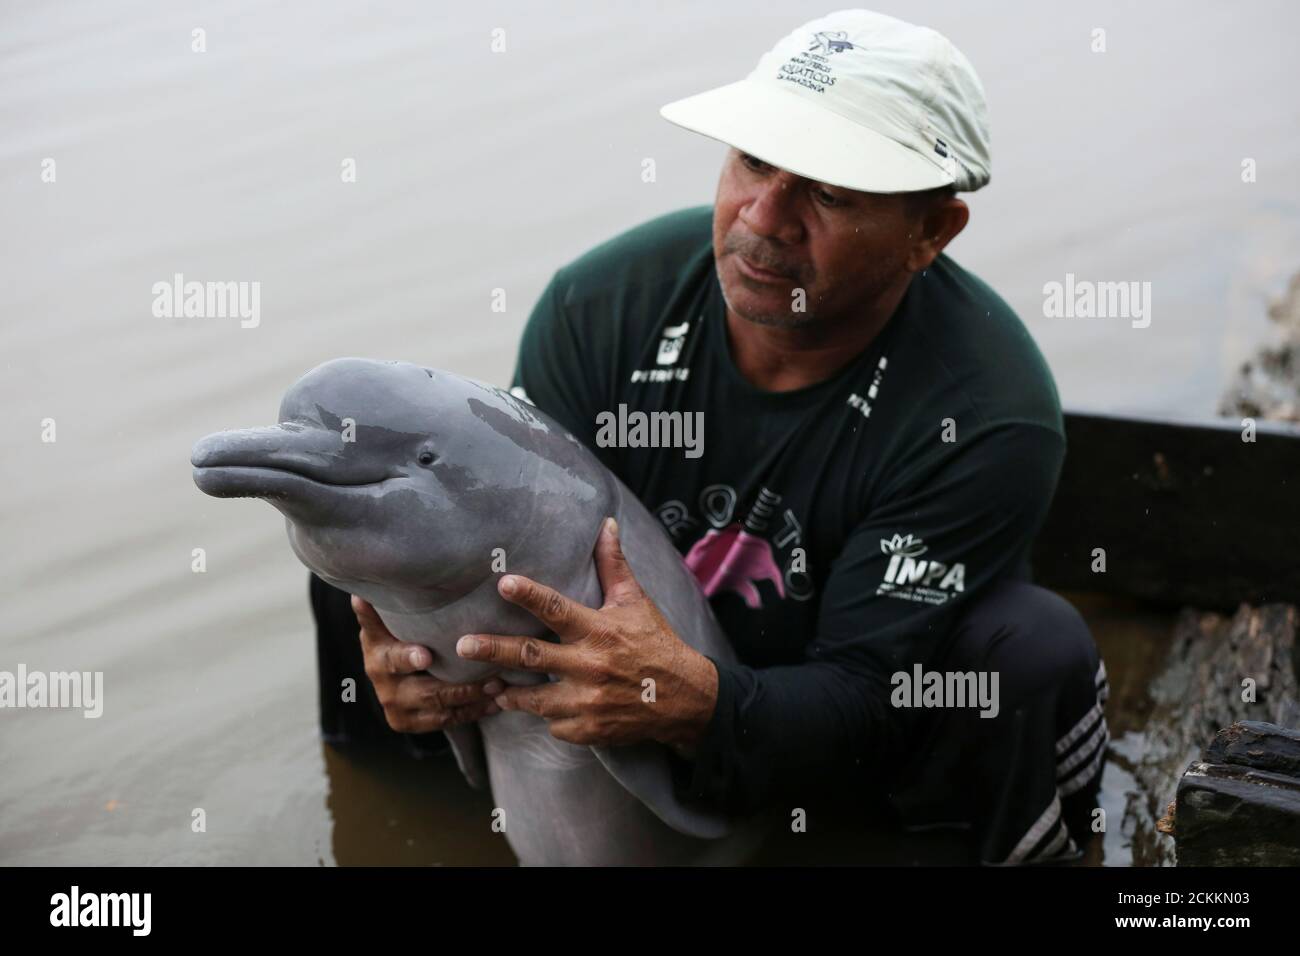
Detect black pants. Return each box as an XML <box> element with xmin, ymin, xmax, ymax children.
<box><xmin>311</xmin><ymin>574</ymin><xmax>1108</xmax><ymax>864</ymax></box>
<box><xmin>883</xmin><ymin>579</ymin><xmax>1109</xmax><ymax>865</ymax></box>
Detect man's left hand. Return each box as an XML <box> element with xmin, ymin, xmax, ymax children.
<box><xmin>454</xmin><ymin>517</ymin><xmax>718</xmax><ymax>753</ymax></box>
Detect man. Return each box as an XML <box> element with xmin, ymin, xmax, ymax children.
<box><xmin>320</xmin><ymin>9</ymin><xmax>1108</xmax><ymax>865</ymax></box>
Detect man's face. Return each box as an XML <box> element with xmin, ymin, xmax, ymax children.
<box><xmin>713</xmin><ymin>148</ymin><xmax>922</xmax><ymax>329</ymax></box>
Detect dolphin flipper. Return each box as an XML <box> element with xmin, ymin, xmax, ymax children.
<box><xmin>591</xmin><ymin>744</ymin><xmax>731</xmax><ymax>840</ymax></box>
<box><xmin>444</xmin><ymin>723</ymin><xmax>489</xmax><ymax>791</ymax></box>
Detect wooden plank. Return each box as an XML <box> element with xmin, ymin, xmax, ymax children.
<box><xmin>1175</xmin><ymin>722</ymin><xmax>1300</xmax><ymax>866</ymax></box>
<box><xmin>1112</xmin><ymin>603</ymin><xmax>1298</xmax><ymax>866</ymax></box>
<box><xmin>1033</xmin><ymin>410</ymin><xmax>1300</xmax><ymax>610</ymax></box>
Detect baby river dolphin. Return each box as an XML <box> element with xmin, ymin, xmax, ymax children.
<box><xmin>191</xmin><ymin>358</ymin><xmax>750</xmax><ymax>865</ymax></box>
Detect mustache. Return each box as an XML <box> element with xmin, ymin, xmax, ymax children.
<box><xmin>728</xmin><ymin>238</ymin><xmax>801</xmax><ymax>279</ymax></box>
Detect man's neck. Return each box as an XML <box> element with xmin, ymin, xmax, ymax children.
<box><xmin>723</xmin><ymin>274</ymin><xmax>913</xmax><ymax>393</ymax></box>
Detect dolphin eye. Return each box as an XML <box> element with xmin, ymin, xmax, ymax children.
<box><xmin>418</xmin><ymin>451</ymin><xmax>436</xmax><ymax>466</ymax></box>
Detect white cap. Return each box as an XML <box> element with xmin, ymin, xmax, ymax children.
<box><xmin>659</xmin><ymin>9</ymin><xmax>992</xmax><ymax>193</ymax></box>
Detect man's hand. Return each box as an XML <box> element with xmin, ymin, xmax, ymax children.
<box><xmin>353</xmin><ymin>595</ymin><xmax>501</xmax><ymax>734</ymax></box>
<box><xmin>454</xmin><ymin>517</ymin><xmax>719</xmax><ymax>752</ymax></box>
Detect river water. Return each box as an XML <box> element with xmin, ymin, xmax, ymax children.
<box><xmin>2</xmin><ymin>0</ymin><xmax>1298</xmax><ymax>865</ymax></box>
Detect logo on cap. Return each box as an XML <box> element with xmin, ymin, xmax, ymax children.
<box><xmin>807</xmin><ymin>30</ymin><xmax>855</xmax><ymax>55</ymax></box>
<box><xmin>779</xmin><ymin>32</ymin><xmax>856</xmax><ymax>93</ymax></box>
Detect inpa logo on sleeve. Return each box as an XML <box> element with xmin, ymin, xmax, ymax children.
<box><xmin>877</xmin><ymin>533</ymin><xmax>966</xmax><ymax>605</ymax></box>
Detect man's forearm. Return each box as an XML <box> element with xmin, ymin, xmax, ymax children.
<box><xmin>669</xmin><ymin>658</ymin><xmax>887</xmax><ymax>814</ymax></box>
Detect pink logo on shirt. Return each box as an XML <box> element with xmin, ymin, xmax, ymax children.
<box><xmin>684</xmin><ymin>522</ymin><xmax>786</xmax><ymax>609</ymax></box>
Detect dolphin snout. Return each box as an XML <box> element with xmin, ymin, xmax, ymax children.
<box><xmin>191</xmin><ymin>423</ymin><xmax>343</xmax><ymax>471</ymax></box>
<box><xmin>191</xmin><ymin>423</ymin><xmax>392</xmax><ymax>502</ymax></box>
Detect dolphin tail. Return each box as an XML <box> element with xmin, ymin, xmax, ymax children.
<box><xmin>591</xmin><ymin>743</ymin><xmax>732</xmax><ymax>840</ymax></box>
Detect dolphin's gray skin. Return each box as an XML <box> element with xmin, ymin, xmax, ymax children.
<box><xmin>191</xmin><ymin>358</ymin><xmax>754</xmax><ymax>865</ymax></box>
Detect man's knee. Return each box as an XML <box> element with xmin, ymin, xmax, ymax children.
<box><xmin>947</xmin><ymin>580</ymin><xmax>1099</xmax><ymax>701</ymax></box>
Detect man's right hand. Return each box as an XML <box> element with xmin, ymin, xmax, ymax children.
<box><xmin>352</xmin><ymin>595</ymin><xmax>502</xmax><ymax>733</ymax></box>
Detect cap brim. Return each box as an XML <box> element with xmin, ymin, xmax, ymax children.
<box><xmin>660</xmin><ymin>80</ymin><xmax>953</xmax><ymax>193</ymax></box>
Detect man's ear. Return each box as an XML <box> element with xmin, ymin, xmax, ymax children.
<box><xmin>906</xmin><ymin>196</ymin><xmax>969</xmax><ymax>272</ymax></box>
